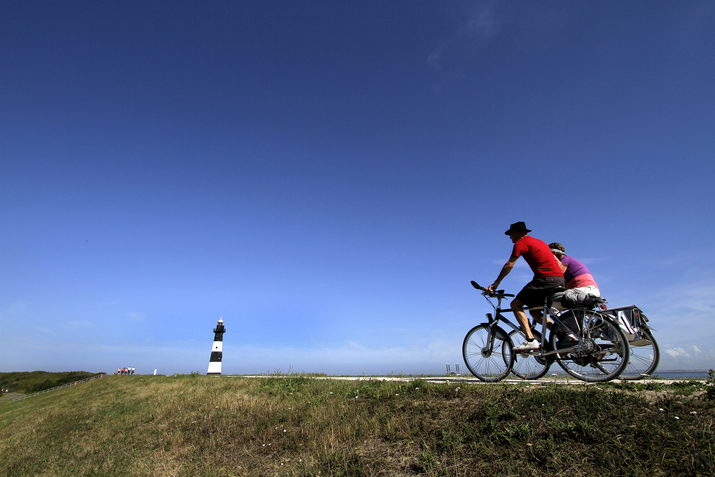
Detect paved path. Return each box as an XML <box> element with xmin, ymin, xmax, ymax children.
<box><xmin>237</xmin><ymin>375</ymin><xmax>699</xmax><ymax>385</ymax></box>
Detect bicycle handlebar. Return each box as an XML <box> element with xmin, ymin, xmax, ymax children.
<box><xmin>470</xmin><ymin>280</ymin><xmax>515</xmax><ymax>298</ymax></box>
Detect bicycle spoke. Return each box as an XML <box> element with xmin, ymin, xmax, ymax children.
<box><xmin>620</xmin><ymin>328</ymin><xmax>660</xmax><ymax>380</ymax></box>
<box><xmin>550</xmin><ymin>311</ymin><xmax>630</xmax><ymax>382</ymax></box>
<box><xmin>508</xmin><ymin>329</ymin><xmax>551</xmax><ymax>380</ymax></box>
<box><xmin>462</xmin><ymin>324</ymin><xmax>513</xmax><ymax>382</ymax></box>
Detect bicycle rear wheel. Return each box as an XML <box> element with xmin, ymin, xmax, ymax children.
<box><xmin>508</xmin><ymin>329</ymin><xmax>552</xmax><ymax>380</ymax></box>
<box><xmin>620</xmin><ymin>328</ymin><xmax>660</xmax><ymax>380</ymax></box>
<box><xmin>549</xmin><ymin>311</ymin><xmax>630</xmax><ymax>382</ymax></box>
<box><xmin>462</xmin><ymin>324</ymin><xmax>513</xmax><ymax>382</ymax></box>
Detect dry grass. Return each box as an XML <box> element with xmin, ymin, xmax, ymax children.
<box><xmin>1</xmin><ymin>375</ymin><xmax>713</xmax><ymax>476</ymax></box>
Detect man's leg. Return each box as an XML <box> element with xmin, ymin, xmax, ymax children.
<box><xmin>511</xmin><ymin>298</ymin><xmax>534</xmax><ymax>340</ymax></box>
<box><xmin>529</xmin><ymin>309</ymin><xmax>553</xmax><ymax>329</ymax></box>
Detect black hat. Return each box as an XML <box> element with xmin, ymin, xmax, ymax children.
<box><xmin>504</xmin><ymin>222</ymin><xmax>532</xmax><ymax>235</ymax></box>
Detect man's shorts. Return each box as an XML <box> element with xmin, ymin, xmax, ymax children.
<box><xmin>516</xmin><ymin>276</ymin><xmax>566</xmax><ymax>308</ymax></box>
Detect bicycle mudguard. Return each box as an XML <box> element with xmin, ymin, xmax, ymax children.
<box><xmin>486</xmin><ymin>324</ymin><xmax>511</xmax><ymax>342</ymax></box>
<box><xmin>466</xmin><ymin>323</ymin><xmax>512</xmax><ymax>345</ymax></box>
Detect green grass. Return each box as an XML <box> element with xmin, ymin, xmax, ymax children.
<box><xmin>0</xmin><ymin>375</ymin><xmax>713</xmax><ymax>476</ymax></box>
<box><xmin>0</xmin><ymin>371</ymin><xmax>102</xmax><ymax>394</ymax></box>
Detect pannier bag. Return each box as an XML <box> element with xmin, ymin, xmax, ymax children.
<box><xmin>603</xmin><ymin>306</ymin><xmax>650</xmax><ymax>345</ymax></box>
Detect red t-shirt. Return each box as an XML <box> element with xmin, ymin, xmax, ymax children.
<box><xmin>511</xmin><ymin>236</ymin><xmax>564</xmax><ymax>278</ymax></box>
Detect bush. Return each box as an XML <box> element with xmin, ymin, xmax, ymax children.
<box><xmin>705</xmin><ymin>369</ymin><xmax>715</xmax><ymax>401</ymax></box>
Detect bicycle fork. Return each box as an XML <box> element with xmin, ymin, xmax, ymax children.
<box><xmin>481</xmin><ymin>314</ymin><xmax>499</xmax><ymax>358</ymax></box>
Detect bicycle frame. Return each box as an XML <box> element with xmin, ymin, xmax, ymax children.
<box><xmin>478</xmin><ymin>284</ymin><xmax>605</xmax><ymax>359</ymax></box>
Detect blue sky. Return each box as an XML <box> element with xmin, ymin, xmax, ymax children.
<box><xmin>2</xmin><ymin>1</ymin><xmax>714</xmax><ymax>375</ymax></box>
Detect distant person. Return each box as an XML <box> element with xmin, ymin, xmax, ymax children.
<box><xmin>131</xmin><ymin>367</ymin><xmax>135</xmax><ymax>375</ymax></box>
<box><xmin>485</xmin><ymin>222</ymin><xmax>565</xmax><ymax>351</ymax></box>
<box><xmin>548</xmin><ymin>243</ymin><xmax>600</xmax><ymax>301</ymax></box>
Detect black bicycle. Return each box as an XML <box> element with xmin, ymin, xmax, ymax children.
<box><xmin>462</xmin><ymin>281</ymin><xmax>631</xmax><ymax>382</ymax></box>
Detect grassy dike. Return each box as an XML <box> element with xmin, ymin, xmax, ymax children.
<box><xmin>0</xmin><ymin>374</ymin><xmax>713</xmax><ymax>476</ymax></box>
<box><xmin>0</xmin><ymin>371</ymin><xmax>100</xmax><ymax>394</ymax></box>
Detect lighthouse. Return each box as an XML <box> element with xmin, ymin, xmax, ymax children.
<box><xmin>207</xmin><ymin>317</ymin><xmax>225</xmax><ymax>375</ymax></box>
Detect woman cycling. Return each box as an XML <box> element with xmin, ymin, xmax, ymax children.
<box><xmin>548</xmin><ymin>242</ymin><xmax>600</xmax><ymax>301</ymax></box>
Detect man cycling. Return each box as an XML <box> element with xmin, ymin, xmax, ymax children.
<box><xmin>485</xmin><ymin>222</ymin><xmax>565</xmax><ymax>351</ymax></box>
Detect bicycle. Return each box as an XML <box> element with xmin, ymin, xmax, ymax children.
<box><xmin>462</xmin><ymin>281</ymin><xmax>631</xmax><ymax>382</ymax></box>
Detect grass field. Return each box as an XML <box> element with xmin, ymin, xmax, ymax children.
<box><xmin>1</xmin><ymin>373</ymin><xmax>713</xmax><ymax>476</ymax></box>
<box><xmin>0</xmin><ymin>371</ymin><xmax>101</xmax><ymax>394</ymax></box>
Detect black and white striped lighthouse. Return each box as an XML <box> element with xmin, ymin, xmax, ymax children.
<box><xmin>207</xmin><ymin>317</ymin><xmax>225</xmax><ymax>375</ymax></box>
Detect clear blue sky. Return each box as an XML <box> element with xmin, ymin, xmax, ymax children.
<box><xmin>2</xmin><ymin>1</ymin><xmax>713</xmax><ymax>375</ymax></box>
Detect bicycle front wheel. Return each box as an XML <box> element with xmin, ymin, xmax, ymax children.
<box><xmin>462</xmin><ymin>324</ymin><xmax>513</xmax><ymax>382</ymax></box>
<box><xmin>508</xmin><ymin>329</ymin><xmax>552</xmax><ymax>380</ymax></box>
<box><xmin>549</xmin><ymin>311</ymin><xmax>630</xmax><ymax>382</ymax></box>
<box><xmin>620</xmin><ymin>327</ymin><xmax>660</xmax><ymax>380</ymax></box>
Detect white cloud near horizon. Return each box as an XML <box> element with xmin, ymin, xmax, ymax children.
<box><xmin>665</xmin><ymin>346</ymin><xmax>693</xmax><ymax>359</ymax></box>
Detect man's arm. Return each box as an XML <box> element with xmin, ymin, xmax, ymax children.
<box><xmin>486</xmin><ymin>255</ymin><xmax>518</xmax><ymax>293</ymax></box>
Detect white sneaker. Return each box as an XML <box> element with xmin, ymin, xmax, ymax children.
<box><xmin>514</xmin><ymin>340</ymin><xmax>540</xmax><ymax>352</ymax></box>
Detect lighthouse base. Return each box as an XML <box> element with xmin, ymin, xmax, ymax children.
<box><xmin>207</xmin><ymin>361</ymin><xmax>222</xmax><ymax>375</ymax></box>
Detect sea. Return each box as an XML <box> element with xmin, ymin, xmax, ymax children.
<box><xmin>651</xmin><ymin>370</ymin><xmax>711</xmax><ymax>380</ymax></box>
